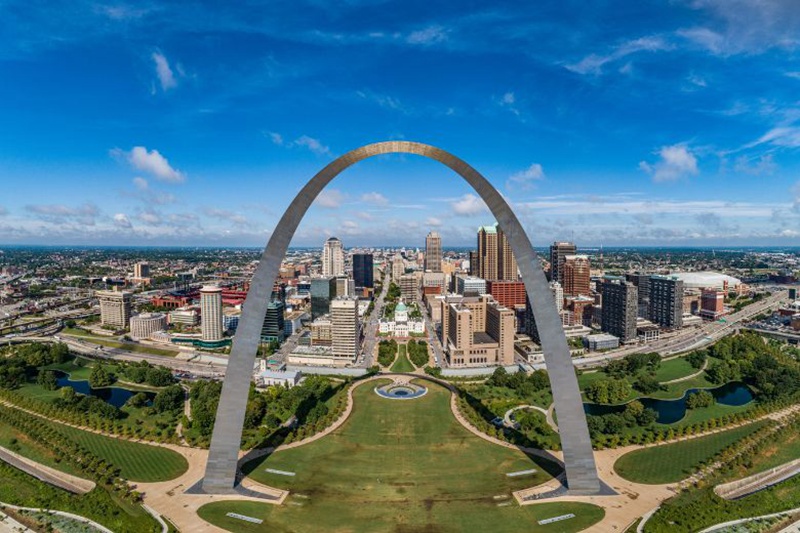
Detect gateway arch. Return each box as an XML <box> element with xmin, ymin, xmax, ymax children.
<box><xmin>201</xmin><ymin>141</ymin><xmax>600</xmax><ymax>495</ymax></box>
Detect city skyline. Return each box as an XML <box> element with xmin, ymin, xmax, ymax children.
<box><xmin>2</xmin><ymin>1</ymin><xmax>800</xmax><ymax>247</ymax></box>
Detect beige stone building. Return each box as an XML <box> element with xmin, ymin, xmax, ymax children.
<box><xmin>440</xmin><ymin>294</ymin><xmax>515</xmax><ymax>366</ymax></box>
<box><xmin>96</xmin><ymin>289</ymin><xmax>132</xmax><ymax>329</ymax></box>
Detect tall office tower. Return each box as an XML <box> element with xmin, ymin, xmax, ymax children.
<box><xmin>601</xmin><ymin>277</ymin><xmax>638</xmax><ymax>343</ymax></box>
<box><xmin>649</xmin><ymin>275</ymin><xmax>684</xmax><ymax>329</ymax></box>
<box><xmin>399</xmin><ymin>273</ymin><xmax>418</xmax><ymax>301</ymax></box>
<box><xmin>562</xmin><ymin>255</ymin><xmax>591</xmax><ymax>297</ymax></box>
<box><xmin>336</xmin><ymin>277</ymin><xmax>355</xmax><ymax>298</ymax></box>
<box><xmin>310</xmin><ymin>277</ymin><xmax>337</xmax><ymax>319</ymax></box>
<box><xmin>200</xmin><ymin>285</ymin><xmax>224</xmax><ymax>342</ymax></box>
<box><xmin>97</xmin><ymin>290</ymin><xmax>132</xmax><ymax>329</ymax></box>
<box><xmin>261</xmin><ymin>300</ymin><xmax>286</xmax><ymax>343</ymax></box>
<box><xmin>392</xmin><ymin>253</ymin><xmax>405</xmax><ymax>280</ymax></box>
<box><xmin>331</xmin><ymin>297</ymin><xmax>359</xmax><ymax>361</ymax></box>
<box><xmin>468</xmin><ymin>251</ymin><xmax>479</xmax><ymax>276</ymax></box>
<box><xmin>550</xmin><ymin>281</ymin><xmax>564</xmax><ymax>313</ymax></box>
<box><xmin>477</xmin><ymin>223</ymin><xmax>518</xmax><ymax>281</ymax></box>
<box><xmin>425</xmin><ymin>231</ymin><xmax>443</xmax><ymax>273</ymax></box>
<box><xmin>352</xmin><ymin>253</ymin><xmax>374</xmax><ymax>289</ymax></box>
<box><xmin>549</xmin><ymin>241</ymin><xmax>577</xmax><ymax>282</ymax></box>
<box><xmin>134</xmin><ymin>262</ymin><xmax>150</xmax><ymax>279</ymax></box>
<box><xmin>322</xmin><ymin>237</ymin><xmax>344</xmax><ymax>277</ymax></box>
<box><xmin>626</xmin><ymin>272</ymin><xmax>651</xmax><ymax>319</ymax></box>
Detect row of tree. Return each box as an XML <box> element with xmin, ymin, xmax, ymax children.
<box><xmin>406</xmin><ymin>340</ymin><xmax>429</xmax><ymax>367</ymax></box>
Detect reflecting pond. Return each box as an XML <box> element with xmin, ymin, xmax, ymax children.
<box><xmin>583</xmin><ymin>381</ymin><xmax>754</xmax><ymax>424</ymax></box>
<box><xmin>55</xmin><ymin>371</ymin><xmax>155</xmax><ymax>408</ymax></box>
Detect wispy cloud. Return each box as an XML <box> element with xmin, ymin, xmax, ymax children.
<box><xmin>566</xmin><ymin>36</ymin><xmax>673</xmax><ymax>75</ymax></box>
<box><xmin>152</xmin><ymin>51</ymin><xmax>177</xmax><ymax>91</ymax></box>
<box><xmin>406</xmin><ymin>25</ymin><xmax>448</xmax><ymax>45</ymax></box>
<box><xmin>25</xmin><ymin>203</ymin><xmax>99</xmax><ymax>225</ymax></box>
<box><xmin>113</xmin><ymin>213</ymin><xmax>132</xmax><ymax>228</ymax></box>
<box><xmin>269</xmin><ymin>132</ymin><xmax>331</xmax><ymax>156</ymax></box>
<box><xmin>204</xmin><ymin>207</ymin><xmax>247</xmax><ymax>226</ymax></box>
<box><xmin>451</xmin><ymin>193</ymin><xmax>488</xmax><ymax>216</ymax></box>
<box><xmin>360</xmin><ymin>192</ymin><xmax>389</xmax><ymax>205</ymax></box>
<box><xmin>639</xmin><ymin>144</ymin><xmax>699</xmax><ymax>182</ymax></box>
<box><xmin>506</xmin><ymin>163</ymin><xmax>545</xmax><ymax>190</ymax></box>
<box><xmin>315</xmin><ymin>189</ymin><xmax>346</xmax><ymax>209</ymax></box>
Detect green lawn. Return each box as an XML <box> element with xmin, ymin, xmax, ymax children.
<box><xmin>614</xmin><ymin>421</ymin><xmax>769</xmax><ymax>484</ymax></box>
<box><xmin>0</xmin><ymin>418</ymin><xmax>82</xmax><ymax>476</ymax></box>
<box><xmin>51</xmin><ymin>422</ymin><xmax>187</xmax><ymax>482</ymax></box>
<box><xmin>390</xmin><ymin>344</ymin><xmax>415</xmax><ymax>373</ymax></box>
<box><xmin>202</xmin><ymin>379</ymin><xmax>606</xmax><ymax>533</ymax></box>
<box><xmin>654</xmin><ymin>357</ymin><xmax>698</xmax><ymax>383</ymax></box>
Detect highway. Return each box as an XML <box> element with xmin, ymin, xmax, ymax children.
<box><xmin>566</xmin><ymin>290</ymin><xmax>788</xmax><ymax>370</ymax></box>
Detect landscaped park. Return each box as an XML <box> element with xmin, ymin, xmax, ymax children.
<box><xmin>1</xmin><ymin>330</ymin><xmax>800</xmax><ymax>532</ymax></box>
<box><xmin>199</xmin><ymin>378</ymin><xmax>605</xmax><ymax>532</ymax></box>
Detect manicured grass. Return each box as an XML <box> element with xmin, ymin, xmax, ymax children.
<box><xmin>199</xmin><ymin>500</ymin><xmax>604</xmax><ymax>533</ymax></box>
<box><xmin>654</xmin><ymin>357</ymin><xmax>698</xmax><ymax>383</ymax></box>
<box><xmin>668</xmin><ymin>401</ymin><xmax>752</xmax><ymax>428</ymax></box>
<box><xmin>389</xmin><ymin>344</ymin><xmax>414</xmax><ymax>373</ymax></box>
<box><xmin>614</xmin><ymin>421</ymin><xmax>769</xmax><ymax>484</ymax></box>
<box><xmin>214</xmin><ymin>380</ymin><xmax>605</xmax><ymax>533</ymax></box>
<box><xmin>52</xmin><ymin>423</ymin><xmax>187</xmax><ymax>482</ymax></box>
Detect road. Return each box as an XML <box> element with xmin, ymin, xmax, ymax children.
<box><xmin>561</xmin><ymin>290</ymin><xmax>788</xmax><ymax>370</ymax></box>
<box><xmin>359</xmin><ymin>274</ymin><xmax>389</xmax><ymax>367</ymax></box>
<box><xmin>416</xmin><ymin>290</ymin><xmax>446</xmax><ymax>367</ymax></box>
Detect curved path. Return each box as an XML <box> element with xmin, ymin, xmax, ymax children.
<box><xmin>696</xmin><ymin>506</ymin><xmax>800</xmax><ymax>533</ymax></box>
<box><xmin>0</xmin><ymin>444</ymin><xmax>95</xmax><ymax>494</ymax></box>
<box><xmin>715</xmin><ymin>459</ymin><xmax>800</xmax><ymax>500</ymax></box>
<box><xmin>503</xmin><ymin>404</ymin><xmax>559</xmax><ymax>433</ymax></box>
<box><xmin>659</xmin><ymin>358</ymin><xmax>708</xmax><ymax>385</ymax></box>
<box><xmin>0</xmin><ymin>501</ymin><xmax>113</xmax><ymax>533</ymax></box>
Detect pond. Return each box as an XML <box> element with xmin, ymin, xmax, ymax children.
<box><xmin>54</xmin><ymin>371</ymin><xmax>155</xmax><ymax>408</ymax></box>
<box><xmin>583</xmin><ymin>381</ymin><xmax>754</xmax><ymax>424</ymax></box>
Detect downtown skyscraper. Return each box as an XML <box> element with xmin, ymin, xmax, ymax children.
<box><xmin>322</xmin><ymin>236</ymin><xmax>344</xmax><ymax>277</ymax></box>
<box><xmin>424</xmin><ymin>231</ymin><xmax>442</xmax><ymax>273</ymax></box>
<box><xmin>476</xmin><ymin>223</ymin><xmax>517</xmax><ymax>281</ymax></box>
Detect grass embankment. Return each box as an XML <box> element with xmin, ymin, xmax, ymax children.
<box><xmin>61</xmin><ymin>328</ymin><xmax>179</xmax><ymax>357</ymax></box>
<box><xmin>389</xmin><ymin>344</ymin><xmax>415</xmax><ymax>373</ymax></box>
<box><xmin>0</xmin><ymin>405</ymin><xmax>187</xmax><ymax>482</ymax></box>
<box><xmin>199</xmin><ymin>379</ymin><xmax>605</xmax><ymax>532</ymax></box>
<box><xmin>0</xmin><ymin>461</ymin><xmax>160</xmax><ymax>532</ymax></box>
<box><xmin>614</xmin><ymin>421</ymin><xmax>769</xmax><ymax>484</ymax></box>
<box><xmin>645</xmin><ymin>417</ymin><xmax>800</xmax><ymax>532</ymax></box>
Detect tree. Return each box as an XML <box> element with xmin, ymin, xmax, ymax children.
<box><xmin>634</xmin><ymin>374</ymin><xmax>663</xmax><ymax>395</ymax></box>
<box><xmin>59</xmin><ymin>385</ymin><xmax>77</xmax><ymax>403</ymax></box>
<box><xmin>88</xmin><ymin>365</ymin><xmax>115</xmax><ymax>388</ymax></box>
<box><xmin>487</xmin><ymin>366</ymin><xmax>509</xmax><ymax>387</ymax></box>
<box><xmin>36</xmin><ymin>369</ymin><xmax>59</xmax><ymax>391</ymax></box>
<box><xmin>686</xmin><ymin>390</ymin><xmax>714</xmax><ymax>409</ymax></box>
<box><xmin>153</xmin><ymin>385</ymin><xmax>184</xmax><ymax>413</ymax></box>
<box><xmin>126</xmin><ymin>392</ymin><xmax>150</xmax><ymax>409</ymax></box>
<box><xmin>686</xmin><ymin>350</ymin><xmax>707</xmax><ymax>369</ymax></box>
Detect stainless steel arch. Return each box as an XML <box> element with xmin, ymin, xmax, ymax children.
<box><xmin>201</xmin><ymin>141</ymin><xmax>600</xmax><ymax>495</ymax></box>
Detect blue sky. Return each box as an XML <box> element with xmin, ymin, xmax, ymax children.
<box><xmin>1</xmin><ymin>0</ymin><xmax>799</xmax><ymax>247</ymax></box>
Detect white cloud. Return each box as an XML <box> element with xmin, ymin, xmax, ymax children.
<box><xmin>451</xmin><ymin>193</ymin><xmax>488</xmax><ymax>216</ymax></box>
<box><xmin>639</xmin><ymin>144</ymin><xmax>699</xmax><ymax>182</ymax></box>
<box><xmin>152</xmin><ymin>52</ymin><xmax>177</xmax><ymax>91</ymax></box>
<box><xmin>25</xmin><ymin>203</ymin><xmax>99</xmax><ymax>225</ymax></box>
<box><xmin>294</xmin><ymin>135</ymin><xmax>331</xmax><ymax>156</ymax></box>
<box><xmin>566</xmin><ymin>36</ymin><xmax>673</xmax><ymax>75</ymax></box>
<box><xmin>133</xmin><ymin>177</ymin><xmax>148</xmax><ymax>190</ymax></box>
<box><xmin>734</xmin><ymin>154</ymin><xmax>776</xmax><ymax>175</ymax></box>
<box><xmin>502</xmin><ymin>92</ymin><xmax>515</xmax><ymax>105</ymax></box>
<box><xmin>137</xmin><ymin>209</ymin><xmax>162</xmax><ymax>225</ymax></box>
<box><xmin>113</xmin><ymin>213</ymin><xmax>132</xmax><ymax>228</ymax></box>
<box><xmin>360</xmin><ymin>192</ymin><xmax>388</xmax><ymax>205</ymax></box>
<box><xmin>269</xmin><ymin>133</ymin><xmax>331</xmax><ymax>156</ymax></box>
<box><xmin>0</xmin><ymin>206</ymin><xmax>7</xmax><ymax>216</ymax></box>
<box><xmin>506</xmin><ymin>163</ymin><xmax>545</xmax><ymax>190</ymax></box>
<box><xmin>204</xmin><ymin>207</ymin><xmax>247</xmax><ymax>226</ymax></box>
<box><xmin>426</xmin><ymin>217</ymin><xmax>443</xmax><ymax>227</ymax></box>
<box><xmin>406</xmin><ymin>25</ymin><xmax>448</xmax><ymax>45</ymax></box>
<box><xmin>315</xmin><ymin>189</ymin><xmax>346</xmax><ymax>209</ymax></box>
<box><xmin>116</xmin><ymin>146</ymin><xmax>185</xmax><ymax>183</ymax></box>
<box><xmin>745</xmin><ymin>126</ymin><xmax>800</xmax><ymax>149</ymax></box>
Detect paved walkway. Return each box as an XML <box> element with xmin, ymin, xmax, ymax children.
<box><xmin>0</xmin><ymin>444</ymin><xmax>95</xmax><ymax>494</ymax></box>
<box><xmin>502</xmin><ymin>404</ymin><xmax>559</xmax><ymax>433</ymax></box>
